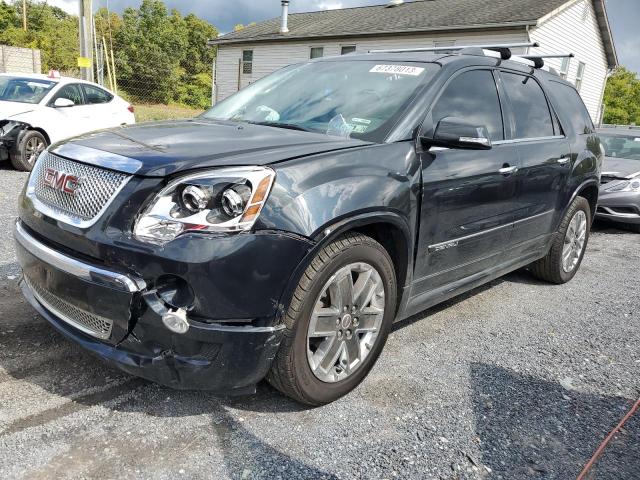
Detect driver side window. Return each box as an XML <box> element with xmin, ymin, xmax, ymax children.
<box><xmin>431</xmin><ymin>70</ymin><xmax>504</xmax><ymax>141</ymax></box>
<box><xmin>50</xmin><ymin>84</ymin><xmax>84</xmax><ymax>106</ymax></box>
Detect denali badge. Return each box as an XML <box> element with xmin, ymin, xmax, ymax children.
<box><xmin>43</xmin><ymin>168</ymin><xmax>81</xmax><ymax>195</ymax></box>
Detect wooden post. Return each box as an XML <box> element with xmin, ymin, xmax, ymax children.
<box><xmin>22</xmin><ymin>0</ymin><xmax>27</xmax><ymax>31</ymax></box>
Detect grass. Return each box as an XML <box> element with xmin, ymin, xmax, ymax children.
<box><xmin>134</xmin><ymin>104</ymin><xmax>205</xmax><ymax>123</ymax></box>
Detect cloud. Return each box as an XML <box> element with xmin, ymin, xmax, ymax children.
<box><xmin>605</xmin><ymin>0</ymin><xmax>640</xmax><ymax>73</ymax></box>
<box><xmin>34</xmin><ymin>0</ymin><xmax>640</xmax><ymax>74</ymax></box>
<box><xmin>85</xmin><ymin>0</ymin><xmax>382</xmax><ymax>32</ymax></box>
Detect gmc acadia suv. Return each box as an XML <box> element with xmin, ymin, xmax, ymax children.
<box><xmin>14</xmin><ymin>47</ymin><xmax>602</xmax><ymax>405</ymax></box>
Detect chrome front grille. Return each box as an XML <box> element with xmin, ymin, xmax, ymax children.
<box><xmin>28</xmin><ymin>152</ymin><xmax>130</xmax><ymax>226</ymax></box>
<box><xmin>24</xmin><ymin>275</ymin><xmax>114</xmax><ymax>340</ymax></box>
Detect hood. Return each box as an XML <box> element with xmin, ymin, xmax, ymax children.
<box><xmin>602</xmin><ymin>156</ymin><xmax>640</xmax><ymax>180</ymax></box>
<box><xmin>52</xmin><ymin>119</ymin><xmax>372</xmax><ymax>177</ymax></box>
<box><xmin>0</xmin><ymin>100</ymin><xmax>36</xmax><ymax>119</ymax></box>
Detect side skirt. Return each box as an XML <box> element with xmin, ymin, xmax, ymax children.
<box><xmin>397</xmin><ymin>235</ymin><xmax>552</xmax><ymax>321</ymax></box>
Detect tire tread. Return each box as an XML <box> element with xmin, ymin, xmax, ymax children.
<box><xmin>267</xmin><ymin>232</ymin><xmax>393</xmax><ymax>405</ymax></box>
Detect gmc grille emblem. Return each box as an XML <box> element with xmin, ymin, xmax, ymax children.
<box><xmin>43</xmin><ymin>168</ymin><xmax>81</xmax><ymax>195</ymax></box>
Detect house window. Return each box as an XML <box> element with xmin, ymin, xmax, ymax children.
<box><xmin>559</xmin><ymin>57</ymin><xmax>571</xmax><ymax>80</ymax></box>
<box><xmin>434</xmin><ymin>40</ymin><xmax>456</xmax><ymax>54</ymax></box>
<box><xmin>341</xmin><ymin>45</ymin><xmax>357</xmax><ymax>55</ymax></box>
<box><xmin>242</xmin><ymin>50</ymin><xmax>253</xmax><ymax>75</ymax></box>
<box><xmin>310</xmin><ymin>47</ymin><xmax>324</xmax><ymax>59</ymax></box>
<box><xmin>575</xmin><ymin>61</ymin><xmax>586</xmax><ymax>91</ymax></box>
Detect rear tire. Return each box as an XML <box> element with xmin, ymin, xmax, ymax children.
<box><xmin>11</xmin><ymin>130</ymin><xmax>47</xmax><ymax>172</ymax></box>
<box><xmin>530</xmin><ymin>196</ymin><xmax>591</xmax><ymax>284</ymax></box>
<box><xmin>267</xmin><ymin>232</ymin><xmax>397</xmax><ymax>406</ymax></box>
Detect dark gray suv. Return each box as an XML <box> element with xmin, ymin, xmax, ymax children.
<box><xmin>14</xmin><ymin>45</ymin><xmax>602</xmax><ymax>405</ymax></box>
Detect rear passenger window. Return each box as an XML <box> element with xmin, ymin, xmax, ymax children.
<box><xmin>501</xmin><ymin>73</ymin><xmax>555</xmax><ymax>139</ymax></box>
<box><xmin>431</xmin><ymin>69</ymin><xmax>504</xmax><ymax>141</ymax></box>
<box><xmin>82</xmin><ymin>85</ymin><xmax>113</xmax><ymax>104</ymax></box>
<box><xmin>547</xmin><ymin>81</ymin><xmax>594</xmax><ymax>135</ymax></box>
<box><xmin>52</xmin><ymin>84</ymin><xmax>83</xmax><ymax>106</ymax></box>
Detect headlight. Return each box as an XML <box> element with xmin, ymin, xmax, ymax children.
<box><xmin>134</xmin><ymin>166</ymin><xmax>275</xmax><ymax>245</ymax></box>
<box><xmin>605</xmin><ymin>179</ymin><xmax>640</xmax><ymax>193</ymax></box>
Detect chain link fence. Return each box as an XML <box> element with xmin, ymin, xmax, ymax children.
<box><xmin>90</xmin><ymin>1</ymin><xmax>217</xmax><ymax>121</ymax></box>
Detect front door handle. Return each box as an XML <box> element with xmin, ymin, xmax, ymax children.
<box><xmin>499</xmin><ymin>165</ymin><xmax>519</xmax><ymax>175</ymax></box>
<box><xmin>557</xmin><ymin>157</ymin><xmax>571</xmax><ymax>165</ymax></box>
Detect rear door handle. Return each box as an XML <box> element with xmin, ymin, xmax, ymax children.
<box><xmin>499</xmin><ymin>165</ymin><xmax>519</xmax><ymax>175</ymax></box>
<box><xmin>557</xmin><ymin>157</ymin><xmax>571</xmax><ymax>165</ymax></box>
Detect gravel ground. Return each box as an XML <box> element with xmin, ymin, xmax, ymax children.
<box><xmin>0</xmin><ymin>166</ymin><xmax>638</xmax><ymax>479</ymax></box>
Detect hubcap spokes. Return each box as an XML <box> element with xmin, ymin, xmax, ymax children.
<box><xmin>562</xmin><ymin>210</ymin><xmax>587</xmax><ymax>273</ymax></box>
<box><xmin>25</xmin><ymin>137</ymin><xmax>45</xmax><ymax>165</ymax></box>
<box><xmin>307</xmin><ymin>262</ymin><xmax>385</xmax><ymax>383</ymax></box>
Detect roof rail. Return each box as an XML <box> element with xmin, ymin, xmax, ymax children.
<box><xmin>518</xmin><ymin>53</ymin><xmax>574</xmax><ymax>69</ymax></box>
<box><xmin>369</xmin><ymin>42</ymin><xmax>539</xmax><ymax>57</ymax></box>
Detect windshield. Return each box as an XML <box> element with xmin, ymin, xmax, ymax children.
<box><xmin>203</xmin><ymin>60</ymin><xmax>439</xmax><ymax>142</ymax></box>
<box><xmin>600</xmin><ymin>134</ymin><xmax>640</xmax><ymax>160</ymax></box>
<box><xmin>0</xmin><ymin>76</ymin><xmax>55</xmax><ymax>104</ymax></box>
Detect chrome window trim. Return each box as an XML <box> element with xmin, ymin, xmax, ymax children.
<box><xmin>429</xmin><ymin>137</ymin><xmax>565</xmax><ymax>151</ymax></box>
<box><xmin>14</xmin><ymin>220</ymin><xmax>146</xmax><ymax>293</ymax></box>
<box><xmin>26</xmin><ymin>152</ymin><xmax>133</xmax><ymax>229</ymax></box>
<box><xmin>493</xmin><ymin>135</ymin><xmax>565</xmax><ymax>145</ymax></box>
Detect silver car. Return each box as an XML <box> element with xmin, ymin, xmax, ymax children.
<box><xmin>597</xmin><ymin>127</ymin><xmax>640</xmax><ymax>232</ymax></box>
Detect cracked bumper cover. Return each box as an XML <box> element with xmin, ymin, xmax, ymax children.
<box><xmin>14</xmin><ymin>220</ymin><xmax>307</xmax><ymax>393</ymax></box>
<box><xmin>20</xmin><ymin>280</ymin><xmax>285</xmax><ymax>393</ymax></box>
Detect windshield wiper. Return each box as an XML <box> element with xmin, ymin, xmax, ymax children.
<box><xmin>246</xmin><ymin>121</ymin><xmax>312</xmax><ymax>133</ymax></box>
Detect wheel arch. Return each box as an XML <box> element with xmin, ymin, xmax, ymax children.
<box><xmin>275</xmin><ymin>211</ymin><xmax>414</xmax><ymax>324</ymax></box>
<box><xmin>565</xmin><ymin>179</ymin><xmax>599</xmax><ymax>222</ymax></box>
<box><xmin>29</xmin><ymin>127</ymin><xmax>51</xmax><ymax>145</ymax></box>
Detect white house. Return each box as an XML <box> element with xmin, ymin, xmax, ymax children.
<box><xmin>209</xmin><ymin>0</ymin><xmax>617</xmax><ymax>123</ymax></box>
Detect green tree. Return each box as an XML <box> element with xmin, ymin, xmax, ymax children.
<box><xmin>603</xmin><ymin>67</ymin><xmax>640</xmax><ymax>125</ymax></box>
<box><xmin>114</xmin><ymin>0</ymin><xmax>188</xmax><ymax>103</ymax></box>
<box><xmin>0</xmin><ymin>0</ymin><xmax>78</xmax><ymax>73</ymax></box>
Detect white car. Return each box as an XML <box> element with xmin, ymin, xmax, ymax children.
<box><xmin>0</xmin><ymin>73</ymin><xmax>135</xmax><ymax>170</ymax></box>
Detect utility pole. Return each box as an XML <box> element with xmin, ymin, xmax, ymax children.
<box><xmin>78</xmin><ymin>0</ymin><xmax>94</xmax><ymax>81</ymax></box>
<box><xmin>22</xmin><ymin>0</ymin><xmax>27</xmax><ymax>31</ymax></box>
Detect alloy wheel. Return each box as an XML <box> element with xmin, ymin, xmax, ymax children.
<box><xmin>562</xmin><ymin>210</ymin><xmax>587</xmax><ymax>273</ymax></box>
<box><xmin>25</xmin><ymin>136</ymin><xmax>45</xmax><ymax>165</ymax></box>
<box><xmin>306</xmin><ymin>262</ymin><xmax>385</xmax><ymax>383</ymax></box>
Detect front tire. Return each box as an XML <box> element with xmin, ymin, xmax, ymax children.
<box><xmin>530</xmin><ymin>196</ymin><xmax>591</xmax><ymax>284</ymax></box>
<box><xmin>268</xmin><ymin>233</ymin><xmax>397</xmax><ymax>406</ymax></box>
<box><xmin>11</xmin><ymin>130</ymin><xmax>47</xmax><ymax>171</ymax></box>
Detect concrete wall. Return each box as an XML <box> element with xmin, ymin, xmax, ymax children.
<box><xmin>0</xmin><ymin>45</ymin><xmax>42</xmax><ymax>74</ymax></box>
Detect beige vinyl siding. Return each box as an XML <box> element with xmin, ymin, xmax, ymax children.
<box><xmin>215</xmin><ymin>29</ymin><xmax>528</xmax><ymax>102</ymax></box>
<box><xmin>530</xmin><ymin>0</ymin><xmax>608</xmax><ymax>122</ymax></box>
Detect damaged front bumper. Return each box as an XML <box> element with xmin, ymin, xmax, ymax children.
<box><xmin>21</xmin><ymin>281</ymin><xmax>285</xmax><ymax>394</ymax></box>
<box><xmin>14</xmin><ymin>219</ymin><xmax>287</xmax><ymax>394</ymax></box>
<box><xmin>0</xmin><ymin>120</ymin><xmax>29</xmax><ymax>161</ymax></box>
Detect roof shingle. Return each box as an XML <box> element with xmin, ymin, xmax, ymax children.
<box><xmin>209</xmin><ymin>0</ymin><xmax>570</xmax><ymax>45</ymax></box>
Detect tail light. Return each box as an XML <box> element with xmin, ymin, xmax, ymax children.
<box><xmin>127</xmin><ymin>105</ymin><xmax>135</xmax><ymax>113</ymax></box>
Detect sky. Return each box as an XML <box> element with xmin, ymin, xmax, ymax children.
<box><xmin>47</xmin><ymin>0</ymin><xmax>639</xmax><ymax>74</ymax></box>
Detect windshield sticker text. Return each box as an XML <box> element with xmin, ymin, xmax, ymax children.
<box><xmin>370</xmin><ymin>65</ymin><xmax>425</xmax><ymax>76</ymax></box>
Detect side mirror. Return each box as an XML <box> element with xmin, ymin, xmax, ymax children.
<box><xmin>53</xmin><ymin>98</ymin><xmax>75</xmax><ymax>108</ymax></box>
<box><xmin>422</xmin><ymin>117</ymin><xmax>492</xmax><ymax>150</ymax></box>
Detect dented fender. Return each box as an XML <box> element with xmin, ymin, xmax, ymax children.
<box><xmin>0</xmin><ymin>120</ymin><xmax>31</xmax><ymax>160</ymax></box>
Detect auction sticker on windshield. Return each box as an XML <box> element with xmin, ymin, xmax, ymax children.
<box><xmin>369</xmin><ymin>65</ymin><xmax>425</xmax><ymax>76</ymax></box>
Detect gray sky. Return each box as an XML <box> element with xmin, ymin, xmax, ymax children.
<box><xmin>49</xmin><ymin>0</ymin><xmax>638</xmax><ymax>73</ymax></box>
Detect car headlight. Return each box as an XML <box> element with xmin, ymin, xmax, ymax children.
<box><xmin>605</xmin><ymin>179</ymin><xmax>640</xmax><ymax>193</ymax></box>
<box><xmin>134</xmin><ymin>166</ymin><xmax>275</xmax><ymax>245</ymax></box>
